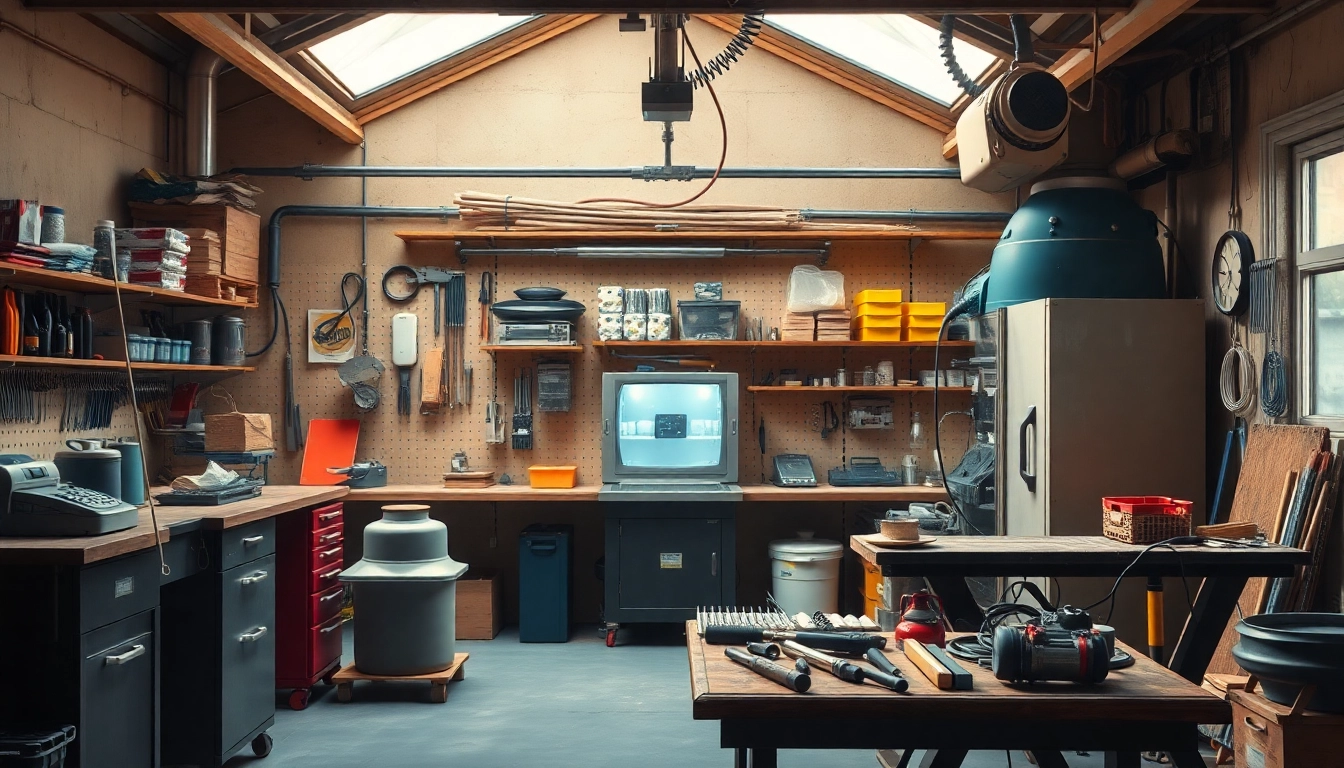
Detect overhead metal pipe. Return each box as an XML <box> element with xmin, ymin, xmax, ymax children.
<box><xmin>186</xmin><ymin>48</ymin><xmax>223</xmax><ymax>177</ymax></box>
<box><xmin>230</xmin><ymin>164</ymin><xmax>964</xmax><ymax>180</ymax></box>
<box><xmin>801</xmin><ymin>209</ymin><xmax>1012</xmax><ymax>223</ymax></box>
<box><xmin>267</xmin><ymin>204</ymin><xmax>458</xmax><ymax>286</ymax></box>
<box><xmin>457</xmin><ymin>246</ymin><xmax>828</xmax><ymax>259</ymax></box>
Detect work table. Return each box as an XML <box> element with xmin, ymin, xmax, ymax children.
<box><xmin>0</xmin><ymin>485</ymin><xmax>349</xmax><ymax>565</ymax></box>
<box><xmin>345</xmin><ymin>483</ymin><xmax>949</xmax><ymax>503</ymax></box>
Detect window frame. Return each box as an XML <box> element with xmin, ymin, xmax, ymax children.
<box><xmin>1294</xmin><ymin>130</ymin><xmax>1344</xmax><ymax>431</ymax></box>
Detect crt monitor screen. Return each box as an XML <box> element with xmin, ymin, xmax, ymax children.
<box><xmin>616</xmin><ymin>382</ymin><xmax>724</xmax><ymax>469</ymax></box>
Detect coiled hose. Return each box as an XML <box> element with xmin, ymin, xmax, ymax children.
<box><xmin>940</xmin><ymin>13</ymin><xmax>1033</xmax><ymax>99</ymax></box>
<box><xmin>1220</xmin><ymin>341</ymin><xmax>1258</xmax><ymax>418</ymax></box>
<box><xmin>687</xmin><ymin>13</ymin><xmax>763</xmax><ymax>89</ymax></box>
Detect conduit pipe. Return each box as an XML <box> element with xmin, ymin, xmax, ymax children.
<box><xmin>186</xmin><ymin>49</ymin><xmax>223</xmax><ymax>177</ymax></box>
<box><xmin>230</xmin><ymin>165</ymin><xmax>963</xmax><ymax>180</ymax></box>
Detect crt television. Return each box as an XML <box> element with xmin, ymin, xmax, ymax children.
<box><xmin>601</xmin><ymin>372</ymin><xmax>739</xmax><ymax>486</ymax></box>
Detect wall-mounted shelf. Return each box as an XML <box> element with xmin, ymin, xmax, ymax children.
<box><xmin>397</xmin><ymin>228</ymin><xmax>1002</xmax><ymax>245</ymax></box>
<box><xmin>593</xmin><ymin>340</ymin><xmax>975</xmax><ymax>350</ymax></box>
<box><xmin>747</xmin><ymin>386</ymin><xmax>972</xmax><ymax>394</ymax></box>
<box><xmin>0</xmin><ymin>263</ymin><xmax>259</xmax><ymax>309</ymax></box>
<box><xmin>0</xmin><ymin>355</ymin><xmax>254</xmax><ymax>374</ymax></box>
<box><xmin>480</xmin><ymin>345</ymin><xmax>584</xmax><ymax>354</ymax></box>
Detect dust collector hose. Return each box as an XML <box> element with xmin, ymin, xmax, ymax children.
<box><xmin>687</xmin><ymin>13</ymin><xmax>763</xmax><ymax>89</ymax></box>
<box><xmin>939</xmin><ymin>16</ymin><xmax>985</xmax><ymax>98</ymax></box>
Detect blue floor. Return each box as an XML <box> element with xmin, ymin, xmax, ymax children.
<box><xmin>224</xmin><ymin>623</ymin><xmax>1109</xmax><ymax>768</ymax></box>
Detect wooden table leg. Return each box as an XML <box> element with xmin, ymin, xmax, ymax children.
<box><xmin>924</xmin><ymin>576</ymin><xmax>985</xmax><ymax>629</ymax></box>
<box><xmin>734</xmin><ymin>748</ymin><xmax>748</xmax><ymax>768</ymax></box>
<box><xmin>1104</xmin><ymin>752</ymin><xmax>1140</xmax><ymax>768</ymax></box>
<box><xmin>917</xmin><ymin>749</ymin><xmax>969</xmax><ymax>768</ymax></box>
<box><xmin>750</xmin><ymin>748</ymin><xmax>777</xmax><ymax>768</ymax></box>
<box><xmin>1027</xmin><ymin>750</ymin><xmax>1071</xmax><ymax>768</ymax></box>
<box><xmin>1167</xmin><ymin>574</ymin><xmax>1249</xmax><ymax>682</ymax></box>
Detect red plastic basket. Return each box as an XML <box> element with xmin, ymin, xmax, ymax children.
<box><xmin>1101</xmin><ymin>496</ymin><xmax>1193</xmax><ymax>544</ymax></box>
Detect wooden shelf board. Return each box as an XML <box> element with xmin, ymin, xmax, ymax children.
<box><xmin>0</xmin><ymin>263</ymin><xmax>258</xmax><ymax>308</ymax></box>
<box><xmin>593</xmin><ymin>340</ymin><xmax>974</xmax><ymax>349</ymax></box>
<box><xmin>397</xmin><ymin>228</ymin><xmax>1003</xmax><ymax>244</ymax></box>
<box><xmin>481</xmin><ymin>345</ymin><xmax>584</xmax><ymax>353</ymax></box>
<box><xmin>0</xmin><ymin>355</ymin><xmax>254</xmax><ymax>374</ymax></box>
<box><xmin>344</xmin><ymin>483</ymin><xmax>948</xmax><ymax>503</ymax></box>
<box><xmin>748</xmin><ymin>385</ymin><xmax>972</xmax><ymax>393</ymax></box>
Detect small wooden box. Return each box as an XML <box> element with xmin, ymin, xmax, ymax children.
<box><xmin>130</xmin><ymin>203</ymin><xmax>259</xmax><ymax>283</ymax></box>
<box><xmin>456</xmin><ymin>573</ymin><xmax>501</xmax><ymax>640</ymax></box>
<box><xmin>204</xmin><ymin>412</ymin><xmax>274</xmax><ymax>452</ymax></box>
<box><xmin>1230</xmin><ymin>681</ymin><xmax>1344</xmax><ymax>768</ymax></box>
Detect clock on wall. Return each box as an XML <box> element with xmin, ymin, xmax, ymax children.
<box><xmin>1212</xmin><ymin>229</ymin><xmax>1253</xmax><ymax>316</ymax></box>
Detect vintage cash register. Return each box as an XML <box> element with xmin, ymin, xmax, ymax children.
<box><xmin>0</xmin><ymin>460</ymin><xmax>138</xmax><ymax>536</ymax></box>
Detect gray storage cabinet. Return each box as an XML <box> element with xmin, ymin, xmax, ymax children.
<box><xmin>0</xmin><ymin>549</ymin><xmax>161</xmax><ymax>768</ymax></box>
<box><xmin>604</xmin><ymin>503</ymin><xmax>736</xmax><ymax>625</ymax></box>
<box><xmin>518</xmin><ymin>525</ymin><xmax>572</xmax><ymax>642</ymax></box>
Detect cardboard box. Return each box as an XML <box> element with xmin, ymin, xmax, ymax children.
<box><xmin>129</xmin><ymin>203</ymin><xmax>259</xmax><ymax>283</ymax></box>
<box><xmin>204</xmin><ymin>412</ymin><xmax>274</xmax><ymax>452</ymax></box>
<box><xmin>456</xmin><ymin>572</ymin><xmax>502</xmax><ymax>640</ymax></box>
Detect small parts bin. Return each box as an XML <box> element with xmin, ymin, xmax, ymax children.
<box><xmin>1101</xmin><ymin>496</ymin><xmax>1193</xmax><ymax>544</ymax></box>
<box><xmin>529</xmin><ymin>465</ymin><xmax>578</xmax><ymax>489</ymax></box>
<box><xmin>519</xmin><ymin>524</ymin><xmax>573</xmax><ymax>642</ymax></box>
<box><xmin>677</xmin><ymin>300</ymin><xmax>740</xmax><ymax>340</ymax></box>
<box><xmin>0</xmin><ymin>726</ymin><xmax>75</xmax><ymax>768</ymax></box>
<box><xmin>340</xmin><ymin>505</ymin><xmax>467</xmax><ymax>676</ymax></box>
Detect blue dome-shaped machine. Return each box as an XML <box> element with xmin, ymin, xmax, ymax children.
<box><xmin>958</xmin><ymin>176</ymin><xmax>1169</xmax><ymax>316</ymax></box>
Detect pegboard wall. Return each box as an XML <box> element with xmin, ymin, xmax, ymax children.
<box><xmin>217</xmin><ymin>234</ymin><xmax>991</xmax><ymax>486</ymax></box>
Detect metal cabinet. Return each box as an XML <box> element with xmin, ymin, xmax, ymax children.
<box><xmin>79</xmin><ymin>611</ymin><xmax>156</xmax><ymax>768</ymax></box>
<box><xmin>604</xmin><ymin>503</ymin><xmax>735</xmax><ymax>626</ymax></box>
<box><xmin>275</xmin><ymin>502</ymin><xmax>344</xmax><ymax>709</ymax></box>
<box><xmin>161</xmin><ymin>519</ymin><xmax>276</xmax><ymax>767</ymax></box>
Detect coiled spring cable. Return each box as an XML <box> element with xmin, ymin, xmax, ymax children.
<box><xmin>687</xmin><ymin>13</ymin><xmax>763</xmax><ymax>89</ymax></box>
<box><xmin>1220</xmin><ymin>336</ymin><xmax>1257</xmax><ymax>418</ymax></box>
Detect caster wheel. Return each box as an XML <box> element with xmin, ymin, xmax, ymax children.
<box><xmin>321</xmin><ymin>671</ymin><xmax>337</xmax><ymax>687</ymax></box>
<box><xmin>605</xmin><ymin>628</ymin><xmax>617</xmax><ymax>647</ymax></box>
<box><xmin>430</xmin><ymin>683</ymin><xmax>448</xmax><ymax>703</ymax></box>
<box><xmin>287</xmin><ymin>688</ymin><xmax>310</xmax><ymax>711</ymax></box>
<box><xmin>251</xmin><ymin>732</ymin><xmax>274</xmax><ymax>758</ymax></box>
<box><xmin>336</xmin><ymin>684</ymin><xmax>353</xmax><ymax>703</ymax></box>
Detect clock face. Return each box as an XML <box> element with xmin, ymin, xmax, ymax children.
<box><xmin>1213</xmin><ymin>230</ymin><xmax>1252</xmax><ymax>316</ymax></box>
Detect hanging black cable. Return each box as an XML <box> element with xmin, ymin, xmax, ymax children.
<box><xmin>312</xmin><ymin>272</ymin><xmax>365</xmax><ymax>348</ymax></box>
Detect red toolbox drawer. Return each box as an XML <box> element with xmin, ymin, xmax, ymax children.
<box><xmin>311</xmin><ymin>521</ymin><xmax>343</xmax><ymax>549</ymax></box>
<box><xmin>312</xmin><ymin>542</ymin><xmax>343</xmax><ymax>572</ymax></box>
<box><xmin>310</xmin><ymin>563</ymin><xmax>342</xmax><ymax>593</ymax></box>
<box><xmin>311</xmin><ymin>503</ymin><xmax>343</xmax><ymax>530</ymax></box>
<box><xmin>310</xmin><ymin>616</ymin><xmax>343</xmax><ymax>678</ymax></box>
<box><xmin>311</xmin><ymin>584</ymin><xmax>344</xmax><ymax>626</ymax></box>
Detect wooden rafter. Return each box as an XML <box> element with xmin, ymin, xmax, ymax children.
<box><xmin>164</xmin><ymin>12</ymin><xmax>363</xmax><ymax>142</ymax></box>
<box><xmin>30</xmin><ymin>1</ymin><xmax>1138</xmax><ymax>13</ymax></box>
<box><xmin>695</xmin><ymin>14</ymin><xmax>956</xmax><ymax>134</ymax></box>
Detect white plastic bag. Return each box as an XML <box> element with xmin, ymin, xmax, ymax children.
<box><xmin>787</xmin><ymin>264</ymin><xmax>846</xmax><ymax>313</ymax></box>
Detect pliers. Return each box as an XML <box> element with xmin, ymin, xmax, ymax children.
<box><xmin>382</xmin><ymin>265</ymin><xmax>462</xmax><ymax>336</ymax></box>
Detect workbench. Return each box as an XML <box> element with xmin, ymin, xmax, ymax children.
<box><xmin>687</xmin><ymin>621</ymin><xmax>1231</xmax><ymax>768</ymax></box>
<box><xmin>345</xmin><ymin>482</ymin><xmax>950</xmax><ymax>503</ymax></box>
<box><xmin>0</xmin><ymin>485</ymin><xmax>349</xmax><ymax>768</ymax></box>
<box><xmin>850</xmin><ymin>535</ymin><xmax>1309</xmax><ymax>683</ymax></box>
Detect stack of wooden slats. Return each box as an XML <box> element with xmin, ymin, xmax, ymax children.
<box><xmin>453</xmin><ymin>191</ymin><xmax>918</xmax><ymax>232</ymax></box>
<box><xmin>815</xmin><ymin>309</ymin><xmax>852</xmax><ymax>341</ymax></box>
<box><xmin>780</xmin><ymin>312</ymin><xmax>815</xmax><ymax>341</ymax></box>
<box><xmin>182</xmin><ymin>229</ymin><xmax>222</xmax><ymax>276</ymax></box>
<box><xmin>1260</xmin><ymin>449</ymin><xmax>1340</xmax><ymax>614</ymax></box>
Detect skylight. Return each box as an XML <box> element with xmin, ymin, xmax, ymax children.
<box><xmin>766</xmin><ymin>15</ymin><xmax>998</xmax><ymax>107</ymax></box>
<box><xmin>309</xmin><ymin>14</ymin><xmax>536</xmax><ymax>98</ymax></box>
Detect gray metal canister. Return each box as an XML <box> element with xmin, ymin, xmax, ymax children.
<box><xmin>212</xmin><ymin>316</ymin><xmax>246</xmax><ymax>366</ymax></box>
<box><xmin>340</xmin><ymin>505</ymin><xmax>467</xmax><ymax>676</ymax></box>
<box><xmin>186</xmin><ymin>320</ymin><xmax>213</xmax><ymax>365</ymax></box>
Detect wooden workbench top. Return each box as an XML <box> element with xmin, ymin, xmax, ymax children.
<box><xmin>0</xmin><ymin>486</ymin><xmax>348</xmax><ymax>566</ymax></box>
<box><xmin>686</xmin><ymin>621</ymin><xmax>1231</xmax><ymax>724</ymax></box>
<box><xmin>344</xmin><ymin>483</ymin><xmax>949</xmax><ymax>503</ymax></box>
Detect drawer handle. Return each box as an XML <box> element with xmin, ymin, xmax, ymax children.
<box><xmin>241</xmin><ymin>535</ymin><xmax>265</xmax><ymax>546</ymax></box>
<box><xmin>321</xmin><ymin>546</ymin><xmax>342</xmax><ymax>558</ymax></box>
<box><xmin>239</xmin><ymin>626</ymin><xmax>269</xmax><ymax>643</ymax></box>
<box><xmin>104</xmin><ymin>644</ymin><xmax>146</xmax><ymax>666</ymax></box>
<box><xmin>240</xmin><ymin>570</ymin><xmax>269</xmax><ymax>586</ymax></box>
<box><xmin>318</xmin><ymin>511</ymin><xmax>342</xmax><ymax>522</ymax></box>
<box><xmin>320</xmin><ymin>591</ymin><xmax>342</xmax><ymax>603</ymax></box>
<box><xmin>319</xmin><ymin>567</ymin><xmax>341</xmax><ymax>580</ymax></box>
<box><xmin>318</xmin><ymin>532</ymin><xmax>341</xmax><ymax>543</ymax></box>
<box><xmin>1243</xmin><ymin>716</ymin><xmax>1267</xmax><ymax>733</ymax></box>
<box><xmin>320</xmin><ymin>620</ymin><xmax>342</xmax><ymax>634</ymax></box>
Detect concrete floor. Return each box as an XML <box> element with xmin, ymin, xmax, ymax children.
<box><xmin>226</xmin><ymin>624</ymin><xmax>1110</xmax><ymax>768</ymax></box>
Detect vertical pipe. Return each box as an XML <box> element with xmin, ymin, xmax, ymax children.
<box><xmin>1147</xmin><ymin>575</ymin><xmax>1165</xmax><ymax>663</ymax></box>
<box><xmin>186</xmin><ymin>48</ymin><xmax>223</xmax><ymax>177</ymax></box>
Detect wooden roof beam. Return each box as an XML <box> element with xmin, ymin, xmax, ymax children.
<box><xmin>164</xmin><ymin>12</ymin><xmax>363</xmax><ymax>143</ymax></box>
<box><xmin>29</xmin><ymin>0</ymin><xmax>1136</xmax><ymax>13</ymax></box>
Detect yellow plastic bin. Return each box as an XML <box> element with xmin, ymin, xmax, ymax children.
<box><xmin>854</xmin><ymin>289</ymin><xmax>904</xmax><ymax>305</ymax></box>
<box><xmin>529</xmin><ymin>465</ymin><xmax>578</xmax><ymax>488</ymax></box>
<box><xmin>903</xmin><ymin>301</ymin><xmax>947</xmax><ymax>316</ymax></box>
<box><xmin>853</xmin><ymin>315</ymin><xmax>904</xmax><ymax>329</ymax></box>
<box><xmin>902</xmin><ymin>315</ymin><xmax>944</xmax><ymax>329</ymax></box>
<box><xmin>857</xmin><ymin>327</ymin><xmax>904</xmax><ymax>342</ymax></box>
<box><xmin>903</xmin><ymin>327</ymin><xmax>943</xmax><ymax>342</ymax></box>
<box><xmin>855</xmin><ymin>301</ymin><xmax>903</xmax><ymax>318</ymax></box>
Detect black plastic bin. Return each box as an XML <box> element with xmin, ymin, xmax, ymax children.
<box><xmin>518</xmin><ymin>524</ymin><xmax>573</xmax><ymax>642</ymax></box>
<box><xmin>0</xmin><ymin>727</ymin><xmax>75</xmax><ymax>768</ymax></box>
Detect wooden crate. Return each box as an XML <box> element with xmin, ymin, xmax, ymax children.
<box><xmin>130</xmin><ymin>203</ymin><xmax>259</xmax><ymax>283</ymax></box>
<box><xmin>185</xmin><ymin>274</ymin><xmax>259</xmax><ymax>304</ymax></box>
<box><xmin>1230</xmin><ymin>679</ymin><xmax>1344</xmax><ymax>768</ymax></box>
<box><xmin>205</xmin><ymin>412</ymin><xmax>274</xmax><ymax>452</ymax></box>
<box><xmin>456</xmin><ymin>572</ymin><xmax>502</xmax><ymax>639</ymax></box>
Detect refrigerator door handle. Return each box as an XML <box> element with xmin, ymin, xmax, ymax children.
<box><xmin>1019</xmin><ymin>405</ymin><xmax>1037</xmax><ymax>493</ymax></box>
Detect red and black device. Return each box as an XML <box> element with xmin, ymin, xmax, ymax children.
<box><xmin>991</xmin><ymin>614</ymin><xmax>1110</xmax><ymax>685</ymax></box>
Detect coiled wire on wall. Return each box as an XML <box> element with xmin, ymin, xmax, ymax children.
<box><xmin>1220</xmin><ymin>335</ymin><xmax>1258</xmax><ymax>418</ymax></box>
<box><xmin>686</xmin><ymin>13</ymin><xmax>763</xmax><ymax>89</ymax></box>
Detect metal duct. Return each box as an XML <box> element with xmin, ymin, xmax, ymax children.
<box><xmin>229</xmin><ymin>164</ymin><xmax>963</xmax><ymax>180</ymax></box>
<box><xmin>186</xmin><ymin>48</ymin><xmax>223</xmax><ymax>177</ymax></box>
<box><xmin>267</xmin><ymin>205</ymin><xmax>458</xmax><ymax>287</ymax></box>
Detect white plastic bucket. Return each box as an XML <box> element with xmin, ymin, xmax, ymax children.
<box><xmin>769</xmin><ymin>532</ymin><xmax>843</xmax><ymax>617</ymax></box>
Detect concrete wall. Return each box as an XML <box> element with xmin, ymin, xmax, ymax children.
<box><xmin>1133</xmin><ymin>3</ymin><xmax>1344</xmax><ymax>610</ymax></box>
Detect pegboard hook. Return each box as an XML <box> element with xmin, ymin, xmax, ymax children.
<box><xmin>818</xmin><ymin>241</ymin><xmax>831</xmax><ymax>267</ymax></box>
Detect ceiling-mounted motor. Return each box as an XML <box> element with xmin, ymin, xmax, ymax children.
<box><xmin>641</xmin><ymin>14</ymin><xmax>693</xmax><ymax>122</ymax></box>
<box><xmin>946</xmin><ymin>15</ymin><xmax>1072</xmax><ymax>193</ymax></box>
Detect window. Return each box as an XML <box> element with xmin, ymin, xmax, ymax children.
<box><xmin>766</xmin><ymin>15</ymin><xmax>997</xmax><ymax>107</ymax></box>
<box><xmin>1295</xmin><ymin>129</ymin><xmax>1344</xmax><ymax>430</ymax></box>
<box><xmin>308</xmin><ymin>13</ymin><xmax>536</xmax><ymax>98</ymax></box>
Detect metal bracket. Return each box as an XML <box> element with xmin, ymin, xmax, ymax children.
<box><xmin>907</xmin><ymin>238</ymin><xmax>924</xmax><ymax>258</ymax></box>
<box><xmin>641</xmin><ymin>165</ymin><xmax>697</xmax><ymax>182</ymax></box>
<box><xmin>455</xmin><ymin>240</ymin><xmax>467</xmax><ymax>265</ymax></box>
<box><xmin>818</xmin><ymin>241</ymin><xmax>832</xmax><ymax>267</ymax></box>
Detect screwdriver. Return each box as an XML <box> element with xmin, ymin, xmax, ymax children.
<box><xmin>862</xmin><ymin>648</ymin><xmax>911</xmax><ymax>692</ymax></box>
<box><xmin>781</xmin><ymin>640</ymin><xmax>865</xmax><ymax>684</ymax></box>
<box><xmin>725</xmin><ymin>647</ymin><xmax>811</xmax><ymax>693</ymax></box>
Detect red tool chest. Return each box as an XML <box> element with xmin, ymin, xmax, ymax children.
<box><xmin>276</xmin><ymin>501</ymin><xmax>345</xmax><ymax>710</ymax></box>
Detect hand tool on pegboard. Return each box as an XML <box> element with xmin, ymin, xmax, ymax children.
<box><xmin>478</xmin><ymin>271</ymin><xmax>492</xmax><ymax>341</ymax></box>
<box><xmin>512</xmin><ymin>367</ymin><xmax>532</xmax><ymax>449</ymax></box>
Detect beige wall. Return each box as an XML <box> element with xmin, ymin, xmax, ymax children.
<box><xmin>216</xmin><ymin>16</ymin><xmax>1010</xmax><ymax>620</ymax></box>
<box><xmin>1134</xmin><ymin>3</ymin><xmax>1344</xmax><ymax>610</ymax></box>
<box><xmin>0</xmin><ymin>4</ymin><xmax>172</xmax><ymax>460</ymax></box>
